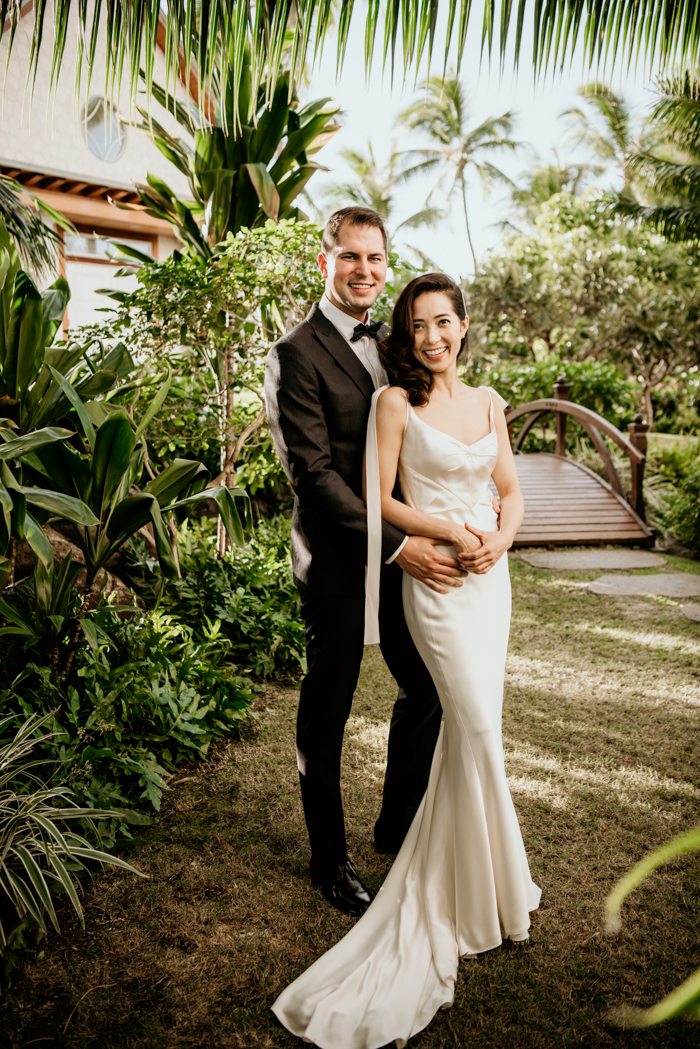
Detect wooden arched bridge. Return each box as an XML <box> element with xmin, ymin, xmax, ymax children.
<box><xmin>493</xmin><ymin>377</ymin><xmax>653</xmax><ymax>547</ymax></box>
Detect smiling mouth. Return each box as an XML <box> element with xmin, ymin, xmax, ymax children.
<box><xmin>348</xmin><ymin>282</ymin><xmax>373</xmax><ymax>292</ymax></box>
<box><xmin>423</xmin><ymin>347</ymin><xmax>448</xmax><ymax>360</ymax></box>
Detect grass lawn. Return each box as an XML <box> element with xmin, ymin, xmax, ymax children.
<box><xmin>2</xmin><ymin>553</ymin><xmax>699</xmax><ymax>1048</ymax></box>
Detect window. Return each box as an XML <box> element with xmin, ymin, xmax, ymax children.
<box><xmin>80</xmin><ymin>97</ymin><xmax>127</xmax><ymax>162</ymax></box>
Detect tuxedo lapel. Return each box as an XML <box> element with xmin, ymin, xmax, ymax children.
<box><xmin>307</xmin><ymin>302</ymin><xmax>376</xmax><ymax>403</ymax></box>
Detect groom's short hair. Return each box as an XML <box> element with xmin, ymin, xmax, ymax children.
<box><xmin>322</xmin><ymin>206</ymin><xmax>388</xmax><ymax>256</ymax></box>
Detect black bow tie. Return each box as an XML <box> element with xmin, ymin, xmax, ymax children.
<box><xmin>350</xmin><ymin>321</ymin><xmax>383</xmax><ymax>343</ymax></box>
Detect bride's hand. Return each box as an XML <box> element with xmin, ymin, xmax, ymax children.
<box><xmin>446</xmin><ymin>524</ymin><xmax>482</xmax><ymax>559</ymax></box>
<box><xmin>457</xmin><ymin>524</ymin><xmax>510</xmax><ymax>573</ymax></box>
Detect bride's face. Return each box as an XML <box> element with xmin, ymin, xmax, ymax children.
<box><xmin>411</xmin><ymin>292</ymin><xmax>468</xmax><ymax>374</ymax></box>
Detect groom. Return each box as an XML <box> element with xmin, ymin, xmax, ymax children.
<box><xmin>265</xmin><ymin>206</ymin><xmax>465</xmax><ymax>915</ymax></box>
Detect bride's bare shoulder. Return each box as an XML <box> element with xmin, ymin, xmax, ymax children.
<box><xmin>378</xmin><ymin>385</ymin><xmax>409</xmax><ymax>409</ymax></box>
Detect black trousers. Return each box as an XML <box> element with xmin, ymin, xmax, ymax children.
<box><xmin>297</xmin><ymin>561</ymin><xmax>443</xmax><ymax>881</ymax></box>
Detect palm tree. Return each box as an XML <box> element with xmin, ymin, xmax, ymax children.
<box><xmin>3</xmin><ymin>3</ymin><xmax>699</xmax><ymax>131</ymax></box>
<box><xmin>319</xmin><ymin>140</ymin><xmax>441</xmax><ymax>264</ymax></box>
<box><xmin>562</xmin><ymin>83</ymin><xmax>648</xmax><ymax>196</ymax></box>
<box><xmin>509</xmin><ymin>153</ymin><xmax>594</xmax><ymax>223</ymax></box>
<box><xmin>397</xmin><ymin>74</ymin><xmax>519</xmax><ymax>274</ymax></box>
<box><xmin>613</xmin><ymin>71</ymin><xmax>700</xmax><ymax>241</ymax></box>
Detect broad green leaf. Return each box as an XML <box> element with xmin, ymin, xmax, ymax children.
<box><xmin>102</xmin><ymin>342</ymin><xmax>136</xmax><ymax>379</ymax></box>
<box><xmin>106</xmin><ymin>493</ymin><xmax>178</xmax><ymax>578</ymax></box>
<box><xmin>23</xmin><ymin>512</ymin><xmax>54</xmax><ymax>570</ymax></box>
<box><xmin>200</xmin><ymin>169</ymin><xmax>235</xmax><ymax>245</ymax></box>
<box><xmin>142</xmin><ymin>458</ymin><xmax>210</xmax><ymax>507</ymax></box>
<box><xmin>91</xmin><ymin>411</ymin><xmax>135</xmax><ymax>516</ymax></box>
<box><xmin>13</xmin><ymin>271</ymin><xmax>44</xmax><ymax>398</ymax></box>
<box><xmin>169</xmin><ymin>486</ymin><xmax>246</xmax><ymax>547</ymax></box>
<box><xmin>22</xmin><ymin>487</ymin><xmax>99</xmax><ymax>527</ymax></box>
<box><xmin>244</xmin><ymin>163</ymin><xmax>280</xmax><ymax>221</ymax></box>
<box><xmin>133</xmin><ymin>365</ymin><xmax>172</xmax><ymax>442</ymax></box>
<box><xmin>75</xmin><ymin>369</ymin><xmax>118</xmax><ymax>399</ymax></box>
<box><xmin>0</xmin><ymin>427</ymin><xmax>72</xmax><ymax>461</ymax></box>
<box><xmin>47</xmin><ymin>364</ymin><xmax>96</xmax><ymax>449</ymax></box>
<box><xmin>79</xmin><ymin>618</ymin><xmax>99</xmax><ymax>652</ymax></box>
<box><xmin>0</xmin><ymin>593</ymin><xmax>35</xmax><ymax>634</ymax></box>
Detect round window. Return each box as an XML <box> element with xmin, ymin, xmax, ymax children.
<box><xmin>81</xmin><ymin>97</ymin><xmax>126</xmax><ymax>163</ymax></box>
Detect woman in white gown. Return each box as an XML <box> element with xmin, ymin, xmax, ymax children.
<box><xmin>273</xmin><ymin>273</ymin><xmax>540</xmax><ymax>1048</ymax></box>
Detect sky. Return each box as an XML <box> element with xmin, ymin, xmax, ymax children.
<box><xmin>304</xmin><ymin>4</ymin><xmax>660</xmax><ymax>281</ymax></box>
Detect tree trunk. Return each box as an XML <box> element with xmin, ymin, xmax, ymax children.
<box><xmin>460</xmin><ymin>174</ymin><xmax>478</xmax><ymax>276</ymax></box>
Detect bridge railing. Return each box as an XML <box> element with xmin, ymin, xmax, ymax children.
<box><xmin>503</xmin><ymin>376</ymin><xmax>650</xmax><ymax>522</ymax></box>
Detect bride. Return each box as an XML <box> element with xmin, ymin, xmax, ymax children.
<box><xmin>272</xmin><ymin>272</ymin><xmax>541</xmax><ymax>1049</ymax></box>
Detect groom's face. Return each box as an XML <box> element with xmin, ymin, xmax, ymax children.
<box><xmin>318</xmin><ymin>223</ymin><xmax>387</xmax><ymax>319</ymax></box>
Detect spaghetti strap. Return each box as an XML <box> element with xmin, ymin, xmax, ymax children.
<box><xmin>364</xmin><ymin>384</ymin><xmax>390</xmax><ymax>645</ymax></box>
<box><xmin>479</xmin><ymin>385</ymin><xmax>507</xmax><ymax>431</ymax></box>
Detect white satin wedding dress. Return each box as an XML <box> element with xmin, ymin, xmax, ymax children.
<box><xmin>272</xmin><ymin>387</ymin><xmax>540</xmax><ymax>1049</ymax></box>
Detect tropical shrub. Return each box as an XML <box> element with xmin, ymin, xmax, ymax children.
<box><xmin>0</xmin><ymin>713</ymin><xmax>142</xmax><ymax>969</ymax></box>
<box><xmin>160</xmin><ymin>516</ymin><xmax>304</xmax><ymax>679</ymax></box>
<box><xmin>464</xmin><ymin>354</ymin><xmax>638</xmax><ymax>426</ymax></box>
<box><xmin>654</xmin><ymin>439</ymin><xmax>700</xmax><ymax>553</ymax></box>
<box><xmin>466</xmin><ymin>191</ymin><xmax>700</xmax><ymax>425</ymax></box>
<box><xmin>0</xmin><ymin>605</ymin><xmax>256</xmax><ymax>832</ymax></box>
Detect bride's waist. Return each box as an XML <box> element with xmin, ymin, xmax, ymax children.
<box><xmin>415</xmin><ymin>499</ymin><xmax>498</xmax><ymax>532</ymax></box>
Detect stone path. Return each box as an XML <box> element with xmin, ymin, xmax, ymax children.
<box><xmin>586</xmin><ymin>574</ymin><xmax>700</xmax><ymax>597</ymax></box>
<box><xmin>520</xmin><ymin>550</ymin><xmax>666</xmax><ymax>571</ymax></box>
<box><xmin>680</xmin><ymin>605</ymin><xmax>700</xmax><ymax>622</ymax></box>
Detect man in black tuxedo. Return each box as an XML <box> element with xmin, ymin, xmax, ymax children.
<box><xmin>264</xmin><ymin>207</ymin><xmax>466</xmax><ymax>915</ymax></box>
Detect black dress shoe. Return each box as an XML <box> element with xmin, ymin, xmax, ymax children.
<box><xmin>313</xmin><ymin>859</ymin><xmax>371</xmax><ymax>916</ymax></box>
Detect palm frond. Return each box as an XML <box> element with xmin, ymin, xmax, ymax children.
<box><xmin>612</xmin><ymin>197</ymin><xmax>700</xmax><ymax>241</ymax></box>
<box><xmin>5</xmin><ymin>1</ymin><xmax>700</xmax><ymax>122</ymax></box>
<box><xmin>0</xmin><ymin>176</ymin><xmax>74</xmax><ymax>278</ymax></box>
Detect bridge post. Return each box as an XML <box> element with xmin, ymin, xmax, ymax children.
<box><xmin>553</xmin><ymin>376</ymin><xmax>572</xmax><ymax>457</ymax></box>
<box><xmin>628</xmin><ymin>413</ymin><xmax>649</xmax><ymax>522</ymax></box>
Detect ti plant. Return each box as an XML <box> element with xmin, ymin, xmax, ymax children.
<box><xmin>115</xmin><ymin>55</ymin><xmax>339</xmax><ymax>257</ymax></box>
<box><xmin>605</xmin><ymin>822</ymin><xmax>700</xmax><ymax>1025</ymax></box>
<box><xmin>0</xmin><ymin>214</ymin><xmax>246</xmax><ymax>610</ymax></box>
<box><xmin>0</xmin><ymin>712</ymin><xmax>144</xmax><ymax>956</ymax></box>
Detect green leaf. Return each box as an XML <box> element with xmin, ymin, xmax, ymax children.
<box><xmin>90</xmin><ymin>412</ymin><xmax>135</xmax><ymax>517</ymax></box>
<box><xmin>133</xmin><ymin>365</ymin><xmax>172</xmax><ymax>442</ymax></box>
<box><xmin>244</xmin><ymin>163</ymin><xmax>280</xmax><ymax>221</ymax></box>
<box><xmin>142</xmin><ymin>459</ymin><xmax>210</xmax><ymax>507</ymax></box>
<box><xmin>23</xmin><ymin>512</ymin><xmax>54</xmax><ymax>570</ymax></box>
<box><xmin>0</xmin><ymin>427</ymin><xmax>72</xmax><ymax>461</ymax></box>
<box><xmin>22</xmin><ymin>487</ymin><xmax>99</xmax><ymax>527</ymax></box>
<box><xmin>47</xmin><ymin>365</ymin><xmax>96</xmax><ymax>449</ymax></box>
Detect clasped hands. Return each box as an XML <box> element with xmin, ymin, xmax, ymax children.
<box><xmin>395</xmin><ymin>498</ymin><xmax>508</xmax><ymax>594</ymax></box>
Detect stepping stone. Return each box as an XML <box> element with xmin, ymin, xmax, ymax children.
<box><xmin>681</xmin><ymin>605</ymin><xmax>700</xmax><ymax>622</ymax></box>
<box><xmin>520</xmin><ymin>550</ymin><xmax>666</xmax><ymax>571</ymax></box>
<box><xmin>587</xmin><ymin>574</ymin><xmax>700</xmax><ymax>597</ymax></box>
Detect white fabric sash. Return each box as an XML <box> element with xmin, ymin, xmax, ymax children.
<box><xmin>364</xmin><ymin>384</ymin><xmax>389</xmax><ymax>645</ymax></box>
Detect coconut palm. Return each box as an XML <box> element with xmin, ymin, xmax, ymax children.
<box><xmin>320</xmin><ymin>140</ymin><xmax>441</xmax><ymax>264</ymax></box>
<box><xmin>397</xmin><ymin>74</ymin><xmax>519</xmax><ymax>274</ymax></box>
<box><xmin>562</xmin><ymin>83</ymin><xmax>649</xmax><ymax>196</ymax></box>
<box><xmin>614</xmin><ymin>71</ymin><xmax>700</xmax><ymax>241</ymax></box>
<box><xmin>3</xmin><ymin>2</ymin><xmax>699</xmax><ymax>130</ymax></box>
<box><xmin>509</xmin><ymin>153</ymin><xmax>594</xmax><ymax>223</ymax></box>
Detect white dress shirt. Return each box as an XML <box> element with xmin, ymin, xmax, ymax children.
<box><xmin>318</xmin><ymin>293</ymin><xmax>388</xmax><ymax>389</ymax></box>
<box><xmin>318</xmin><ymin>292</ymin><xmax>407</xmax><ymax>564</ymax></box>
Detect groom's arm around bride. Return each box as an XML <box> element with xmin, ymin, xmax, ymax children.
<box><xmin>264</xmin><ymin>206</ymin><xmax>459</xmax><ymax>916</ymax></box>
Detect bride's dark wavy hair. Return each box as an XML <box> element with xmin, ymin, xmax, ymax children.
<box><xmin>378</xmin><ymin>272</ymin><xmax>468</xmax><ymax>407</ymax></box>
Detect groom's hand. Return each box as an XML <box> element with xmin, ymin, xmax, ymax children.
<box><xmin>395</xmin><ymin>536</ymin><xmax>466</xmax><ymax>595</ymax></box>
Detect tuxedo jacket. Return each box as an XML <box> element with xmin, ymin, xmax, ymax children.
<box><xmin>265</xmin><ymin>302</ymin><xmax>406</xmax><ymax>596</ymax></box>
